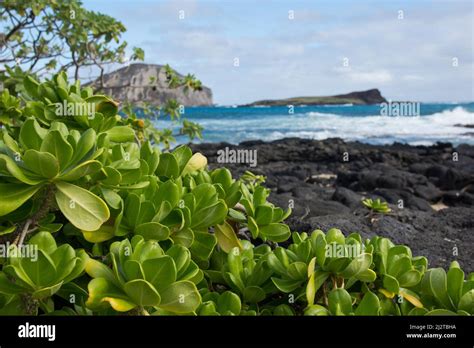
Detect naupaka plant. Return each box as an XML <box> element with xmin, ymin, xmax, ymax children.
<box><xmin>0</xmin><ymin>119</ymin><xmax>110</xmax><ymax>234</ymax></box>
<box><xmin>0</xmin><ymin>71</ymin><xmax>472</xmax><ymax>317</ymax></box>
<box><xmin>85</xmin><ymin>236</ymin><xmax>202</xmax><ymax>315</ymax></box>
<box><xmin>0</xmin><ymin>232</ymin><xmax>87</xmax><ymax>314</ymax></box>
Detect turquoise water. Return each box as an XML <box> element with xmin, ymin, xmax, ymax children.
<box><xmin>150</xmin><ymin>103</ymin><xmax>474</xmax><ymax>145</ymax></box>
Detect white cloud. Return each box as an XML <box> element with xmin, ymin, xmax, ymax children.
<box><xmin>88</xmin><ymin>0</ymin><xmax>474</xmax><ymax>104</ymax></box>
<box><xmin>348</xmin><ymin>70</ymin><xmax>393</xmax><ymax>84</ymax></box>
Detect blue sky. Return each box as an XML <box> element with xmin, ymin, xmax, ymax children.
<box><xmin>82</xmin><ymin>0</ymin><xmax>473</xmax><ymax>105</ymax></box>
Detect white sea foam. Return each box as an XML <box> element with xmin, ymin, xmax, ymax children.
<box><xmin>300</xmin><ymin>107</ymin><xmax>474</xmax><ymax>144</ymax></box>
<box><xmin>156</xmin><ymin>106</ymin><xmax>474</xmax><ymax>145</ymax></box>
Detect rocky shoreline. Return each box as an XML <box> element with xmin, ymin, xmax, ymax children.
<box><xmin>190</xmin><ymin>138</ymin><xmax>474</xmax><ymax>272</ymax></box>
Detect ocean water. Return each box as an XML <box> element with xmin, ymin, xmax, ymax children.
<box><xmin>150</xmin><ymin>103</ymin><xmax>474</xmax><ymax>146</ymax></box>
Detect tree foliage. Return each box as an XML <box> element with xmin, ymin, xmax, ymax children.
<box><xmin>0</xmin><ymin>0</ymin><xmax>142</xmax><ymax>83</ymax></box>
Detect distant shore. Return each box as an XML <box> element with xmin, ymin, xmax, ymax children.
<box><xmin>241</xmin><ymin>88</ymin><xmax>387</xmax><ymax>106</ymax></box>
<box><xmin>191</xmin><ymin>137</ymin><xmax>474</xmax><ymax>271</ymax></box>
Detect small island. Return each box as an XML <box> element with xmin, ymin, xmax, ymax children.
<box><xmin>243</xmin><ymin>88</ymin><xmax>387</xmax><ymax>106</ymax></box>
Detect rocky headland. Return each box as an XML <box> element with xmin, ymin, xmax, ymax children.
<box><xmin>191</xmin><ymin>138</ymin><xmax>474</xmax><ymax>272</ymax></box>
<box><xmin>243</xmin><ymin>88</ymin><xmax>387</xmax><ymax>106</ymax></box>
<box><xmin>88</xmin><ymin>63</ymin><xmax>213</xmax><ymax>106</ymax></box>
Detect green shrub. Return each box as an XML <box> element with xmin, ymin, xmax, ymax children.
<box><xmin>0</xmin><ymin>73</ymin><xmax>472</xmax><ymax>316</ymax></box>
<box><xmin>362</xmin><ymin>198</ymin><xmax>391</xmax><ymax>214</ymax></box>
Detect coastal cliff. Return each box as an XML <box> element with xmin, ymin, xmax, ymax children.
<box><xmin>88</xmin><ymin>63</ymin><xmax>213</xmax><ymax>106</ymax></box>
<box><xmin>244</xmin><ymin>88</ymin><xmax>387</xmax><ymax>106</ymax></box>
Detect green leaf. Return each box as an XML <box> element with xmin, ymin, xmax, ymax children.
<box><xmin>214</xmin><ymin>221</ymin><xmax>242</xmax><ymax>253</ymax></box>
<box><xmin>447</xmin><ymin>266</ymin><xmax>464</xmax><ymax>307</ymax></box>
<box><xmin>24</xmin><ymin>76</ymin><xmax>40</xmax><ymax>99</ymax></box>
<box><xmin>102</xmin><ymin>166</ymin><xmax>122</xmax><ymax>186</ymax></box>
<box><xmin>341</xmin><ymin>253</ymin><xmax>372</xmax><ymax>278</ymax></box>
<box><xmin>325</xmin><ymin>256</ymin><xmax>351</xmax><ymax>274</ymax></box>
<box><xmin>259</xmin><ymin>223</ymin><xmax>291</xmax><ymax>242</ymax></box>
<box><xmin>123</xmin><ymin>279</ymin><xmax>161</xmax><ymax>307</ymax></box>
<box><xmin>86</xmin><ymin>278</ymin><xmax>132</xmax><ymax>311</ymax></box>
<box><xmin>50</xmin><ymin>244</ymin><xmax>76</xmax><ymax>277</ymax></box>
<box><xmin>199</xmin><ymin>302</ymin><xmax>219</xmax><ymax>316</ymax></box>
<box><xmin>142</xmin><ymin>256</ymin><xmax>177</xmax><ymax>292</ymax></box>
<box><xmin>408</xmin><ymin>307</ymin><xmax>429</xmax><ymax>316</ymax></box>
<box><xmin>243</xmin><ymin>286</ymin><xmax>266</xmax><ymax>303</ymax></box>
<box><xmin>356</xmin><ymin>269</ymin><xmax>377</xmax><ymax>282</ymax></box>
<box><xmin>92</xmin><ymin>96</ymin><xmax>119</xmax><ymax>118</ymax></box>
<box><xmin>255</xmin><ymin>205</ymin><xmax>274</xmax><ymax>225</ymax></box>
<box><xmin>423</xmin><ymin>268</ymin><xmax>455</xmax><ymax>311</ymax></box>
<box><xmin>328</xmin><ymin>288</ymin><xmax>353</xmax><ymax>315</ymax></box>
<box><xmin>82</xmin><ymin>224</ymin><xmax>115</xmax><ymax>243</ymax></box>
<box><xmin>171</xmin><ymin>228</ymin><xmax>194</xmax><ymax>248</ymax></box>
<box><xmin>273</xmin><ymin>304</ymin><xmax>294</xmax><ymax>316</ymax></box>
<box><xmin>314</xmin><ymin>234</ymin><xmax>327</xmax><ymax>267</ymax></box>
<box><xmin>19</xmin><ymin>118</ymin><xmax>47</xmax><ymax>150</ymax></box>
<box><xmin>272</xmin><ymin>277</ymin><xmax>302</xmax><ymax>293</ymax></box>
<box><xmin>458</xmin><ymin>290</ymin><xmax>474</xmax><ymax>314</ymax></box>
<box><xmin>247</xmin><ymin>216</ymin><xmax>259</xmax><ymax>239</ymax></box>
<box><xmin>354</xmin><ymin>291</ymin><xmax>380</xmax><ymax>315</ymax></box>
<box><xmin>387</xmin><ymin>255</ymin><xmax>412</xmax><ymax>278</ymax></box>
<box><xmin>227</xmin><ymin>247</ymin><xmax>243</xmax><ymax>279</ymax></box>
<box><xmin>0</xmin><ymin>272</ymin><xmax>27</xmax><ymax>294</ymax></box>
<box><xmin>211</xmin><ymin>168</ymin><xmax>233</xmax><ymax>190</ymax></box>
<box><xmin>123</xmin><ymin>260</ymin><xmax>145</xmax><ymax>281</ymax></box>
<box><xmin>287</xmin><ymin>262</ymin><xmax>307</xmax><ymax>280</ymax></box>
<box><xmin>101</xmin><ymin>188</ymin><xmax>122</xmax><ymax>210</ymax></box>
<box><xmin>425</xmin><ymin>309</ymin><xmax>458</xmax><ymax>316</ymax></box>
<box><xmin>0</xmin><ymin>155</ymin><xmax>43</xmax><ymax>185</ymax></box>
<box><xmin>40</xmin><ymin>130</ymin><xmax>73</xmax><ymax>170</ymax></box>
<box><xmin>85</xmin><ymin>258</ymin><xmax>120</xmax><ymax>288</ymax></box>
<box><xmin>28</xmin><ymin>231</ymin><xmax>57</xmax><ymax>255</ymax></box>
<box><xmin>134</xmin><ymin>222</ymin><xmax>170</xmax><ymax>241</ymax></box>
<box><xmin>69</xmin><ymin>128</ymin><xmax>96</xmax><ymax>165</ymax></box>
<box><xmin>58</xmin><ymin>160</ymin><xmax>102</xmax><ymax>182</ymax></box>
<box><xmin>156</xmin><ymin>153</ymin><xmax>179</xmax><ymax>178</ymax></box>
<box><xmin>191</xmin><ymin>200</ymin><xmax>228</xmax><ymax>229</ymax></box>
<box><xmin>172</xmin><ymin>145</ymin><xmax>193</xmax><ymax>173</ymax></box>
<box><xmin>32</xmin><ymin>282</ymin><xmax>63</xmax><ymax>299</ymax></box>
<box><xmin>106</xmin><ymin>126</ymin><xmax>135</xmax><ymax>143</ymax></box>
<box><xmin>55</xmin><ymin>182</ymin><xmax>110</xmax><ymax>231</ymax></box>
<box><xmin>398</xmin><ymin>269</ymin><xmax>422</xmax><ymax>288</ymax></box>
<box><xmin>2</xmin><ymin>132</ymin><xmax>21</xmax><ymax>153</ymax></box>
<box><xmin>159</xmin><ymin>280</ymin><xmax>201</xmax><ymax>313</ymax></box>
<box><xmin>326</xmin><ymin>228</ymin><xmax>345</xmax><ymax>244</ymax></box>
<box><xmin>304</xmin><ymin>304</ymin><xmax>330</xmax><ymax>316</ymax></box>
<box><xmin>154</xmin><ymin>180</ymin><xmax>180</xmax><ymax>210</ymax></box>
<box><xmin>306</xmin><ymin>270</ymin><xmax>329</xmax><ymax>305</ymax></box>
<box><xmin>23</xmin><ymin>150</ymin><xmax>59</xmax><ymax>178</ymax></box>
<box><xmin>20</xmin><ymin>250</ymin><xmax>57</xmax><ymax>287</ymax></box>
<box><xmin>217</xmin><ymin>291</ymin><xmax>241</xmax><ymax>315</ymax></box>
<box><xmin>266</xmin><ymin>252</ymin><xmax>289</xmax><ymax>276</ymax></box>
<box><xmin>383</xmin><ymin>274</ymin><xmax>400</xmax><ymax>294</ymax></box>
<box><xmin>0</xmin><ymin>183</ymin><xmax>42</xmax><ymax>216</ymax></box>
<box><xmin>166</xmin><ymin>244</ymin><xmax>190</xmax><ymax>273</ymax></box>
